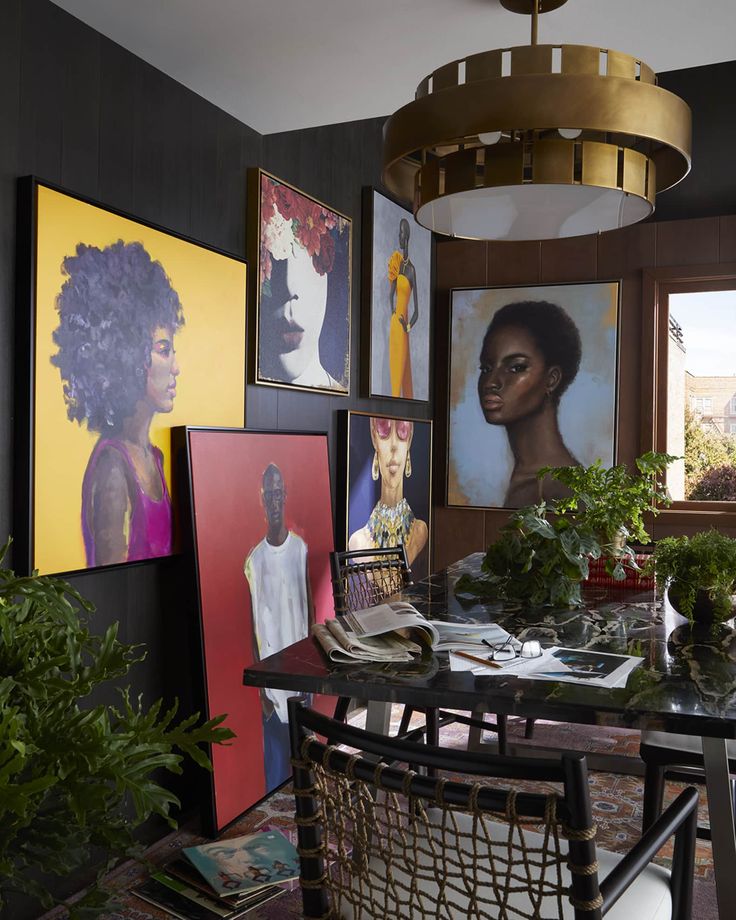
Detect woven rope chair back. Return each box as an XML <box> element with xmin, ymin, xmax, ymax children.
<box><xmin>331</xmin><ymin>547</ymin><xmax>412</xmax><ymax>616</ymax></box>
<box><xmin>290</xmin><ymin>701</ymin><xmax>603</xmax><ymax>920</ymax></box>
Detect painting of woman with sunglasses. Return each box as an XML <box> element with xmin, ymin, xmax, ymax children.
<box><xmin>346</xmin><ymin>412</ymin><xmax>432</xmax><ymax>579</ymax></box>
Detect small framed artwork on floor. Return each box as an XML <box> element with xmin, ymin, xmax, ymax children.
<box><xmin>343</xmin><ymin>411</ymin><xmax>432</xmax><ymax>581</ymax></box>
<box><xmin>248</xmin><ymin>169</ymin><xmax>351</xmax><ymax>395</ymax></box>
<box><xmin>362</xmin><ymin>188</ymin><xmax>432</xmax><ymax>402</ymax></box>
<box><xmin>16</xmin><ymin>177</ymin><xmax>247</xmax><ymax>576</ymax></box>
<box><xmin>447</xmin><ymin>281</ymin><xmax>620</xmax><ymax>510</ymax></box>
<box><xmin>186</xmin><ymin>427</ymin><xmax>336</xmax><ymax>834</ymax></box>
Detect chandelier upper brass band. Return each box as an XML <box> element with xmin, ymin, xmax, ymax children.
<box><xmin>382</xmin><ymin>43</ymin><xmax>692</xmax><ymax>224</ymax></box>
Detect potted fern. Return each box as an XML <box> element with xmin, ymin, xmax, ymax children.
<box><xmin>644</xmin><ymin>530</ymin><xmax>736</xmax><ymax>626</ymax></box>
<box><xmin>0</xmin><ymin>541</ymin><xmax>234</xmax><ymax>918</ymax></box>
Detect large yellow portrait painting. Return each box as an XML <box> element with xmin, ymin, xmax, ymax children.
<box><xmin>30</xmin><ymin>182</ymin><xmax>247</xmax><ymax>575</ymax></box>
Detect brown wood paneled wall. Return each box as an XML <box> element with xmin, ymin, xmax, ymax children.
<box><xmin>432</xmin><ymin>216</ymin><xmax>736</xmax><ymax>571</ymax></box>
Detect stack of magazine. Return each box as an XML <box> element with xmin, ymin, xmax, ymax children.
<box><xmin>131</xmin><ymin>828</ymin><xmax>298</xmax><ymax>919</ymax></box>
<box><xmin>311</xmin><ymin>601</ymin><xmax>517</xmax><ymax>663</ymax></box>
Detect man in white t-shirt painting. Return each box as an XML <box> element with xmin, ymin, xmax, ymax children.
<box><xmin>244</xmin><ymin>462</ymin><xmax>315</xmax><ymax>789</ymax></box>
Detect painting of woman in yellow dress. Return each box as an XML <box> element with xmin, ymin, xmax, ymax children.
<box><xmin>388</xmin><ymin>219</ymin><xmax>418</xmax><ymax>399</ymax></box>
<box><xmin>368</xmin><ymin>190</ymin><xmax>431</xmax><ymax>402</ymax></box>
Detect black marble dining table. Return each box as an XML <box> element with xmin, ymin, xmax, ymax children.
<box><xmin>243</xmin><ymin>552</ymin><xmax>736</xmax><ymax>916</ymax></box>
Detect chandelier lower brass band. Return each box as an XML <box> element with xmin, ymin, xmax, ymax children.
<box><xmin>382</xmin><ymin>43</ymin><xmax>692</xmax><ymax>240</ymax></box>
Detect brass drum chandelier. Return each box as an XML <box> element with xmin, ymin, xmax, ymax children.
<box><xmin>382</xmin><ymin>0</ymin><xmax>692</xmax><ymax>240</ymax></box>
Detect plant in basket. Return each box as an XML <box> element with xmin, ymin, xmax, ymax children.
<box><xmin>538</xmin><ymin>451</ymin><xmax>677</xmax><ymax>582</ymax></box>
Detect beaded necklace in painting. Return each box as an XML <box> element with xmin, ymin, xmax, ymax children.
<box><xmin>367</xmin><ymin>498</ymin><xmax>415</xmax><ymax>549</ymax></box>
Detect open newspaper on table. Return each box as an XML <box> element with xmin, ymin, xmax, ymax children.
<box><xmin>312</xmin><ymin>601</ymin><xmax>517</xmax><ymax>663</ymax></box>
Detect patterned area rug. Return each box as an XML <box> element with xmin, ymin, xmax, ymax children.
<box><xmin>41</xmin><ymin>712</ymin><xmax>718</xmax><ymax>919</ymax></box>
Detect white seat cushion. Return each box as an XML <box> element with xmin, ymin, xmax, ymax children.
<box><xmin>337</xmin><ymin>811</ymin><xmax>672</xmax><ymax>920</ymax></box>
<box><xmin>642</xmin><ymin>730</ymin><xmax>736</xmax><ymax>759</ymax></box>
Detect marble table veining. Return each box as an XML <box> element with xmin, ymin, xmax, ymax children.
<box><xmin>245</xmin><ymin>552</ymin><xmax>736</xmax><ymax>737</ymax></box>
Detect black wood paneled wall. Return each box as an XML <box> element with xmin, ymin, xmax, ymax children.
<box><xmin>0</xmin><ymin>0</ymin><xmax>431</xmax><ymax>826</ymax></box>
<box><xmin>656</xmin><ymin>61</ymin><xmax>736</xmax><ymax>223</ymax></box>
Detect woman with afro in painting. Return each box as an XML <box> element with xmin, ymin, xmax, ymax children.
<box><xmin>51</xmin><ymin>240</ymin><xmax>184</xmax><ymax>568</ymax></box>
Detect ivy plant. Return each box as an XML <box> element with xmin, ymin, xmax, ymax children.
<box><xmin>456</xmin><ymin>453</ymin><xmax>680</xmax><ymax>608</ymax></box>
<box><xmin>0</xmin><ymin>542</ymin><xmax>234</xmax><ymax>918</ymax></box>
<box><xmin>456</xmin><ymin>503</ymin><xmax>602</xmax><ymax>609</ymax></box>
<box><xmin>539</xmin><ymin>451</ymin><xmax>677</xmax><ymax>547</ymax></box>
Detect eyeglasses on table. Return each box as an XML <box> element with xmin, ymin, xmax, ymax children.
<box><xmin>482</xmin><ymin>639</ymin><xmax>543</xmax><ymax>662</ymax></box>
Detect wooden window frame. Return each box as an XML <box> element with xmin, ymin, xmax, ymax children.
<box><xmin>641</xmin><ymin>263</ymin><xmax>736</xmax><ymax>525</ymax></box>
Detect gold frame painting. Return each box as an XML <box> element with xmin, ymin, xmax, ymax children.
<box><xmin>248</xmin><ymin>168</ymin><xmax>352</xmax><ymax>395</ymax></box>
<box><xmin>342</xmin><ymin>410</ymin><xmax>432</xmax><ymax>581</ymax></box>
<box><xmin>447</xmin><ymin>281</ymin><xmax>621</xmax><ymax>510</ymax></box>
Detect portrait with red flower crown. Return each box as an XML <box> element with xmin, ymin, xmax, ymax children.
<box><xmin>252</xmin><ymin>170</ymin><xmax>351</xmax><ymax>394</ymax></box>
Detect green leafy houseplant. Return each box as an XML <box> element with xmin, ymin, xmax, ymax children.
<box><xmin>456</xmin><ymin>453</ymin><xmax>678</xmax><ymax>609</ymax></box>
<box><xmin>0</xmin><ymin>543</ymin><xmax>234</xmax><ymax>918</ymax></box>
<box><xmin>539</xmin><ymin>451</ymin><xmax>677</xmax><ymax>578</ymax></box>
<box><xmin>456</xmin><ymin>503</ymin><xmax>601</xmax><ymax>609</ymax></box>
<box><xmin>644</xmin><ymin>530</ymin><xmax>736</xmax><ymax>624</ymax></box>
<box><xmin>540</xmin><ymin>451</ymin><xmax>676</xmax><ymax>547</ymax></box>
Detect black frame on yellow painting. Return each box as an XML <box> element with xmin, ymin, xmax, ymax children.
<box><xmin>16</xmin><ymin>176</ymin><xmax>247</xmax><ymax>576</ymax></box>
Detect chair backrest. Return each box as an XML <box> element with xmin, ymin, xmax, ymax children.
<box><xmin>288</xmin><ymin>699</ymin><xmax>603</xmax><ymax>920</ymax></box>
<box><xmin>330</xmin><ymin>546</ymin><xmax>413</xmax><ymax>615</ymax></box>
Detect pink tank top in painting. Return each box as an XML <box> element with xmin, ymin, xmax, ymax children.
<box><xmin>81</xmin><ymin>438</ymin><xmax>172</xmax><ymax>567</ymax></box>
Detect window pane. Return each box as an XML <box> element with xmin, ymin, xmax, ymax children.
<box><xmin>667</xmin><ymin>290</ymin><xmax>736</xmax><ymax>501</ymax></box>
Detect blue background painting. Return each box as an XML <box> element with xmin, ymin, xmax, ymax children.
<box><xmin>346</xmin><ymin>412</ymin><xmax>432</xmax><ymax>580</ymax></box>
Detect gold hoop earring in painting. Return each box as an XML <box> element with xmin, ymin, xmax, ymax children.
<box><xmin>372</xmin><ymin>452</ymin><xmax>379</xmax><ymax>481</ymax></box>
<box><xmin>405</xmin><ymin>452</ymin><xmax>412</xmax><ymax>478</ymax></box>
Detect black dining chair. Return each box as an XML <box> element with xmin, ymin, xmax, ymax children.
<box><xmin>289</xmin><ymin>698</ymin><xmax>698</xmax><ymax>920</ymax></box>
<box><xmin>640</xmin><ymin>729</ymin><xmax>736</xmax><ymax>838</ymax></box>
<box><xmin>330</xmin><ymin>546</ymin><xmax>508</xmax><ymax>752</ymax></box>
